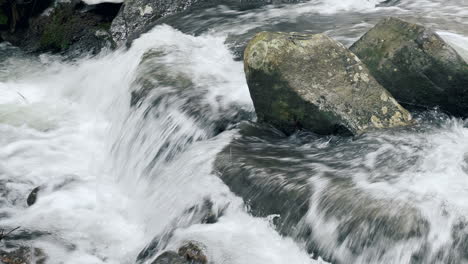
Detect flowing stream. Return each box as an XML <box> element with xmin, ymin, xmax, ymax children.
<box><xmin>1</xmin><ymin>0</ymin><xmax>468</xmax><ymax>263</ymax></box>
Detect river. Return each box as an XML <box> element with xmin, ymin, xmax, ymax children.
<box><xmin>1</xmin><ymin>0</ymin><xmax>468</xmax><ymax>263</ymax></box>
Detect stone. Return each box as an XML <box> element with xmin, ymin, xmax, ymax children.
<box><xmin>178</xmin><ymin>241</ymin><xmax>207</xmax><ymax>264</ymax></box>
<box><xmin>0</xmin><ymin>247</ymin><xmax>47</xmax><ymax>264</ymax></box>
<box><xmin>151</xmin><ymin>251</ymin><xmax>186</xmax><ymax>264</ymax></box>
<box><xmin>244</xmin><ymin>31</ymin><xmax>412</xmax><ymax>135</ymax></box>
<box><xmin>350</xmin><ymin>17</ymin><xmax>468</xmax><ymax>117</ymax></box>
<box><xmin>213</xmin><ymin>122</ymin><xmax>431</xmax><ymax>263</ymax></box>
<box><xmin>150</xmin><ymin>242</ymin><xmax>207</xmax><ymax>264</ymax></box>
<box><xmin>1</xmin><ymin>2</ymin><xmax>120</xmax><ymax>55</ymax></box>
<box><xmin>239</xmin><ymin>0</ymin><xmax>303</xmax><ymax>10</ymax></box>
<box><xmin>110</xmin><ymin>0</ymin><xmax>204</xmax><ymax>45</ymax></box>
<box><xmin>26</xmin><ymin>186</ymin><xmax>40</xmax><ymax>206</ymax></box>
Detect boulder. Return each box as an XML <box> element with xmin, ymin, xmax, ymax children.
<box><xmin>0</xmin><ymin>247</ymin><xmax>47</xmax><ymax>264</ymax></box>
<box><xmin>151</xmin><ymin>251</ymin><xmax>186</xmax><ymax>264</ymax></box>
<box><xmin>350</xmin><ymin>17</ymin><xmax>468</xmax><ymax>117</ymax></box>
<box><xmin>239</xmin><ymin>0</ymin><xmax>303</xmax><ymax>10</ymax></box>
<box><xmin>151</xmin><ymin>242</ymin><xmax>207</xmax><ymax>264</ymax></box>
<box><xmin>0</xmin><ymin>0</ymin><xmax>53</xmax><ymax>33</ymax></box>
<box><xmin>110</xmin><ymin>0</ymin><xmax>206</xmax><ymax>45</ymax></box>
<box><xmin>213</xmin><ymin>122</ymin><xmax>431</xmax><ymax>263</ymax></box>
<box><xmin>1</xmin><ymin>2</ymin><xmax>120</xmax><ymax>55</ymax></box>
<box><xmin>177</xmin><ymin>241</ymin><xmax>207</xmax><ymax>264</ymax></box>
<box><xmin>244</xmin><ymin>31</ymin><xmax>412</xmax><ymax>135</ymax></box>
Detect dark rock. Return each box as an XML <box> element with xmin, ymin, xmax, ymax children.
<box><xmin>213</xmin><ymin>122</ymin><xmax>313</xmax><ymax>238</ymax></box>
<box><xmin>26</xmin><ymin>186</ymin><xmax>40</xmax><ymax>206</ymax></box>
<box><xmin>178</xmin><ymin>241</ymin><xmax>207</xmax><ymax>264</ymax></box>
<box><xmin>136</xmin><ymin>200</ymin><xmax>221</xmax><ymax>263</ymax></box>
<box><xmin>0</xmin><ymin>247</ymin><xmax>47</xmax><ymax>264</ymax></box>
<box><xmin>150</xmin><ymin>242</ymin><xmax>207</xmax><ymax>264</ymax></box>
<box><xmin>213</xmin><ymin>122</ymin><xmax>431</xmax><ymax>263</ymax></box>
<box><xmin>110</xmin><ymin>0</ymin><xmax>220</xmax><ymax>45</ymax></box>
<box><xmin>151</xmin><ymin>251</ymin><xmax>186</xmax><ymax>264</ymax></box>
<box><xmin>238</xmin><ymin>0</ymin><xmax>303</xmax><ymax>10</ymax></box>
<box><xmin>0</xmin><ymin>0</ymin><xmax>53</xmax><ymax>33</ymax></box>
<box><xmin>244</xmin><ymin>31</ymin><xmax>413</xmax><ymax>135</ymax></box>
<box><xmin>350</xmin><ymin>17</ymin><xmax>468</xmax><ymax>117</ymax></box>
<box><xmin>1</xmin><ymin>1</ymin><xmax>120</xmax><ymax>55</ymax></box>
<box><xmin>130</xmin><ymin>48</ymin><xmax>253</xmax><ymax>137</ymax></box>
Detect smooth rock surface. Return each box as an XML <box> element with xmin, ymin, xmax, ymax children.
<box><xmin>244</xmin><ymin>31</ymin><xmax>412</xmax><ymax>135</ymax></box>
<box><xmin>350</xmin><ymin>17</ymin><xmax>468</xmax><ymax>116</ymax></box>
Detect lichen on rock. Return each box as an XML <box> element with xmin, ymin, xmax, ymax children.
<box><xmin>244</xmin><ymin>31</ymin><xmax>412</xmax><ymax>135</ymax></box>
<box><xmin>350</xmin><ymin>17</ymin><xmax>468</xmax><ymax>117</ymax></box>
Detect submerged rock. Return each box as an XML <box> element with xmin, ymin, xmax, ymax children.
<box><xmin>178</xmin><ymin>241</ymin><xmax>207</xmax><ymax>264</ymax></box>
<box><xmin>151</xmin><ymin>242</ymin><xmax>207</xmax><ymax>264</ymax></box>
<box><xmin>152</xmin><ymin>251</ymin><xmax>186</xmax><ymax>264</ymax></box>
<box><xmin>350</xmin><ymin>17</ymin><xmax>468</xmax><ymax>116</ymax></box>
<box><xmin>244</xmin><ymin>31</ymin><xmax>412</xmax><ymax>135</ymax></box>
<box><xmin>26</xmin><ymin>186</ymin><xmax>41</xmax><ymax>206</ymax></box>
<box><xmin>0</xmin><ymin>247</ymin><xmax>47</xmax><ymax>264</ymax></box>
<box><xmin>213</xmin><ymin>122</ymin><xmax>431</xmax><ymax>263</ymax></box>
<box><xmin>239</xmin><ymin>0</ymin><xmax>303</xmax><ymax>10</ymax></box>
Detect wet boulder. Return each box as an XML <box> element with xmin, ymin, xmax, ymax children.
<box><xmin>239</xmin><ymin>0</ymin><xmax>303</xmax><ymax>10</ymax></box>
<box><xmin>350</xmin><ymin>17</ymin><xmax>468</xmax><ymax>116</ymax></box>
<box><xmin>244</xmin><ymin>32</ymin><xmax>412</xmax><ymax>136</ymax></box>
<box><xmin>0</xmin><ymin>247</ymin><xmax>47</xmax><ymax>264</ymax></box>
<box><xmin>213</xmin><ymin>122</ymin><xmax>432</xmax><ymax>263</ymax></box>
<box><xmin>111</xmin><ymin>0</ymin><xmax>207</xmax><ymax>45</ymax></box>
<box><xmin>151</xmin><ymin>251</ymin><xmax>186</xmax><ymax>264</ymax></box>
<box><xmin>177</xmin><ymin>241</ymin><xmax>207</xmax><ymax>264</ymax></box>
<box><xmin>1</xmin><ymin>2</ymin><xmax>120</xmax><ymax>55</ymax></box>
<box><xmin>26</xmin><ymin>186</ymin><xmax>41</xmax><ymax>206</ymax></box>
<box><xmin>151</xmin><ymin>242</ymin><xmax>207</xmax><ymax>264</ymax></box>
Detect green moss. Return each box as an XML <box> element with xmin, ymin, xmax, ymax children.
<box><xmin>0</xmin><ymin>10</ymin><xmax>7</xmax><ymax>25</ymax></box>
<box><xmin>38</xmin><ymin>4</ymin><xmax>74</xmax><ymax>51</ymax></box>
<box><xmin>96</xmin><ymin>22</ymin><xmax>111</xmax><ymax>30</ymax></box>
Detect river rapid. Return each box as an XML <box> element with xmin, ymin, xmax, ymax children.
<box><xmin>1</xmin><ymin>0</ymin><xmax>468</xmax><ymax>263</ymax></box>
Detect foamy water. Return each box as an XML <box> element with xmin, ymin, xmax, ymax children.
<box><xmin>1</xmin><ymin>0</ymin><xmax>468</xmax><ymax>263</ymax></box>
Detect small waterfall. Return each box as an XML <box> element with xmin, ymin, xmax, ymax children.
<box><xmin>1</xmin><ymin>0</ymin><xmax>468</xmax><ymax>263</ymax></box>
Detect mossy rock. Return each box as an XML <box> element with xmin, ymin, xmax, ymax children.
<box><xmin>350</xmin><ymin>17</ymin><xmax>468</xmax><ymax>117</ymax></box>
<box><xmin>0</xmin><ymin>9</ymin><xmax>7</xmax><ymax>26</ymax></box>
<box><xmin>0</xmin><ymin>2</ymin><xmax>115</xmax><ymax>54</ymax></box>
<box><xmin>244</xmin><ymin>31</ymin><xmax>412</xmax><ymax>135</ymax></box>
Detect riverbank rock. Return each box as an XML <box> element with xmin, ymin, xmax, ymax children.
<box><xmin>350</xmin><ymin>17</ymin><xmax>468</xmax><ymax>116</ymax></box>
<box><xmin>1</xmin><ymin>1</ymin><xmax>120</xmax><ymax>55</ymax></box>
<box><xmin>244</xmin><ymin>32</ymin><xmax>412</xmax><ymax>135</ymax></box>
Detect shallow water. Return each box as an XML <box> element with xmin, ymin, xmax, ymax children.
<box><xmin>1</xmin><ymin>0</ymin><xmax>468</xmax><ymax>263</ymax></box>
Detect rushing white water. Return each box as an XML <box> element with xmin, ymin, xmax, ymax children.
<box><xmin>0</xmin><ymin>25</ymin><xmax>323</xmax><ymax>263</ymax></box>
<box><xmin>1</xmin><ymin>0</ymin><xmax>468</xmax><ymax>263</ymax></box>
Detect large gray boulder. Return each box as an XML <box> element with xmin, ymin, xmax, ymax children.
<box><xmin>350</xmin><ymin>17</ymin><xmax>468</xmax><ymax>117</ymax></box>
<box><xmin>244</xmin><ymin>32</ymin><xmax>412</xmax><ymax>135</ymax></box>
